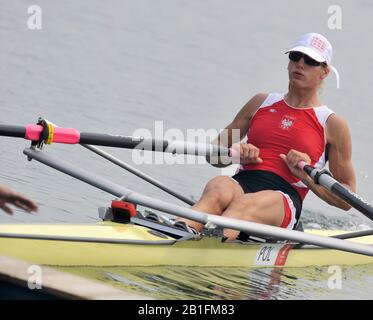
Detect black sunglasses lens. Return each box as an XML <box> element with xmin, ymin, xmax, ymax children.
<box><xmin>289</xmin><ymin>51</ymin><xmax>302</xmax><ymax>62</ymax></box>
<box><xmin>303</xmin><ymin>55</ymin><xmax>321</xmax><ymax>66</ymax></box>
<box><xmin>289</xmin><ymin>51</ymin><xmax>322</xmax><ymax>66</ymax></box>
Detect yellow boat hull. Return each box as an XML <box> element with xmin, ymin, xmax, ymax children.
<box><xmin>1</xmin><ymin>223</ymin><xmax>373</xmax><ymax>268</ymax></box>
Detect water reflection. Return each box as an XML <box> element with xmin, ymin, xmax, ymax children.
<box><xmin>59</xmin><ymin>265</ymin><xmax>373</xmax><ymax>300</ymax></box>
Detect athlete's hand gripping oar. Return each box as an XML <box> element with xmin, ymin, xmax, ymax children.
<box><xmin>0</xmin><ymin>123</ymin><xmax>234</xmax><ymax>158</ymax></box>
<box><xmin>298</xmin><ymin>161</ymin><xmax>373</xmax><ymax>221</ymax></box>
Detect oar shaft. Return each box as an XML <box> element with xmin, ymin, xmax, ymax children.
<box><xmin>79</xmin><ymin>132</ymin><xmax>230</xmax><ymax>157</ymax></box>
<box><xmin>299</xmin><ymin>161</ymin><xmax>373</xmax><ymax>220</ymax></box>
<box><xmin>80</xmin><ymin>132</ymin><xmax>166</xmax><ymax>150</ymax></box>
<box><xmin>0</xmin><ymin>124</ymin><xmax>231</xmax><ymax>157</ymax></box>
<box><xmin>0</xmin><ymin>125</ymin><xmax>26</xmax><ymax>138</ymax></box>
<box><xmin>332</xmin><ymin>229</ymin><xmax>373</xmax><ymax>240</ymax></box>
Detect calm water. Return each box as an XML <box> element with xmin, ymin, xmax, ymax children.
<box><xmin>1</xmin><ymin>0</ymin><xmax>373</xmax><ymax>299</ymax></box>
<box><xmin>60</xmin><ymin>265</ymin><xmax>373</xmax><ymax>300</ymax></box>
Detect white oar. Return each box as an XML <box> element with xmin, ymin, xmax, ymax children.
<box><xmin>23</xmin><ymin>147</ymin><xmax>373</xmax><ymax>257</ymax></box>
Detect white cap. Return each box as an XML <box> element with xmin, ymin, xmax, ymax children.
<box><xmin>285</xmin><ymin>33</ymin><xmax>333</xmax><ymax>65</ymax></box>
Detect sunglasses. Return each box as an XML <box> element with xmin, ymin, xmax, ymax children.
<box><xmin>288</xmin><ymin>51</ymin><xmax>326</xmax><ymax>67</ymax></box>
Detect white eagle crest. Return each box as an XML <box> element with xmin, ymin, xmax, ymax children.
<box><xmin>281</xmin><ymin>118</ymin><xmax>294</xmax><ymax>130</ymax></box>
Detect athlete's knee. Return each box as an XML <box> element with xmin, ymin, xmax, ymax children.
<box><xmin>204</xmin><ymin>176</ymin><xmax>233</xmax><ymax>190</ymax></box>
<box><xmin>226</xmin><ymin>194</ymin><xmax>257</xmax><ymax>212</ymax></box>
<box><xmin>203</xmin><ymin>177</ymin><xmax>233</xmax><ymax>196</ymax></box>
<box><xmin>199</xmin><ymin>188</ymin><xmax>228</xmax><ymax>210</ymax></box>
<box><xmin>200</xmin><ymin>176</ymin><xmax>240</xmax><ymax>209</ymax></box>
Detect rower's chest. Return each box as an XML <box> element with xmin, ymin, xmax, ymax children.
<box><xmin>248</xmin><ymin>103</ymin><xmax>325</xmax><ymax>155</ymax></box>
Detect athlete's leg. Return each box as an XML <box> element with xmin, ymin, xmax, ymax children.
<box><xmin>221</xmin><ymin>190</ymin><xmax>287</xmax><ymax>240</ymax></box>
<box><xmin>176</xmin><ymin>176</ymin><xmax>244</xmax><ymax>231</ymax></box>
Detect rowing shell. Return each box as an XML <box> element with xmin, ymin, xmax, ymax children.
<box><xmin>0</xmin><ymin>222</ymin><xmax>372</xmax><ymax>268</ymax></box>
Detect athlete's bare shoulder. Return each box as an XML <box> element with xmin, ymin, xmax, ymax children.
<box><xmin>325</xmin><ymin>113</ymin><xmax>350</xmax><ymax>144</ymax></box>
<box><xmin>234</xmin><ymin>93</ymin><xmax>268</xmax><ymax>122</ymax></box>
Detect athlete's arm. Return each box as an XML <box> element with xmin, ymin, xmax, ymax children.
<box><xmin>207</xmin><ymin>93</ymin><xmax>268</xmax><ymax>167</ymax></box>
<box><xmin>302</xmin><ymin>114</ymin><xmax>356</xmax><ymax>210</ymax></box>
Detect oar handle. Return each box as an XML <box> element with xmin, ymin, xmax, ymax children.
<box><xmin>297</xmin><ymin>160</ymin><xmax>307</xmax><ymax>170</ymax></box>
<box><xmin>297</xmin><ymin>160</ymin><xmax>312</xmax><ymax>172</ymax></box>
<box><xmin>297</xmin><ymin>160</ymin><xmax>373</xmax><ymax>221</ymax></box>
<box><xmin>228</xmin><ymin>147</ymin><xmax>239</xmax><ymax>158</ymax></box>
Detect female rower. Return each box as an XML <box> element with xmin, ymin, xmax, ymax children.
<box><xmin>176</xmin><ymin>33</ymin><xmax>356</xmax><ymax>240</ymax></box>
